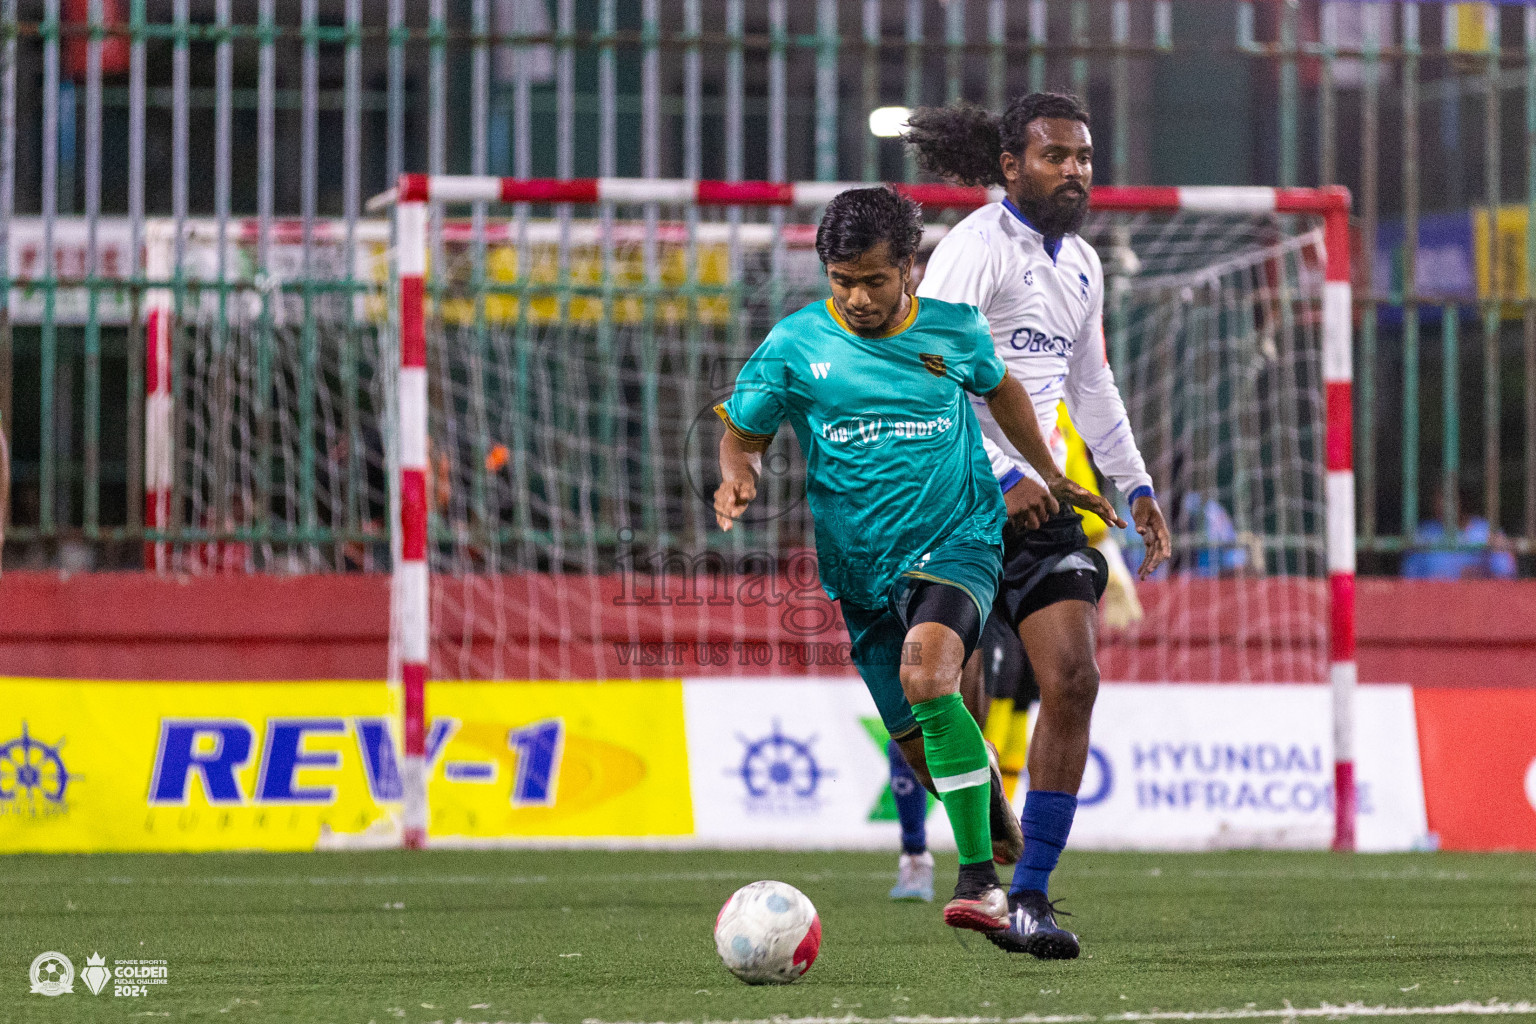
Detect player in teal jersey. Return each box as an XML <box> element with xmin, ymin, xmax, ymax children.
<box><xmin>714</xmin><ymin>186</ymin><xmax>1121</xmax><ymax>935</ymax></box>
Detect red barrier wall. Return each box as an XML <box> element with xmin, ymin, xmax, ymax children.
<box><xmin>1</xmin><ymin>571</ymin><xmax>1534</xmax><ymax>684</ymax></box>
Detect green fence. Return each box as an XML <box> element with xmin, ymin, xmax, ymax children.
<box><xmin>0</xmin><ymin>1</ymin><xmax>1533</xmax><ymax>575</ymax></box>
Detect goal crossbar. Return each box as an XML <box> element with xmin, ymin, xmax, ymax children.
<box><xmin>375</xmin><ymin>175</ymin><xmax>1356</xmax><ymax>853</ymax></box>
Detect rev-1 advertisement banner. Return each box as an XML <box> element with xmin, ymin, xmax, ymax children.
<box><xmin>2</xmin><ymin>677</ymin><xmax>1430</xmax><ymax>852</ymax></box>
<box><xmin>0</xmin><ymin>678</ymin><xmax>692</xmax><ymax>852</ymax></box>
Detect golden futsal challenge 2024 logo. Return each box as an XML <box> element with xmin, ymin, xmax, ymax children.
<box><xmin>29</xmin><ymin>950</ymin><xmax>168</xmax><ymax>997</ymax></box>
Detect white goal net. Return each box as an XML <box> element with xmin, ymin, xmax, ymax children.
<box><xmin>148</xmin><ymin>198</ymin><xmax>1334</xmax><ymax>689</ymax></box>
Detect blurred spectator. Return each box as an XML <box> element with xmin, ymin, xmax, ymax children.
<box><xmin>1401</xmin><ymin>484</ymin><xmax>1516</xmax><ymax>580</ymax></box>
<box><xmin>1175</xmin><ymin>491</ymin><xmax>1251</xmax><ymax>577</ymax></box>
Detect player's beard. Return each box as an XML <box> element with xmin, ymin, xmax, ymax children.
<box><xmin>1014</xmin><ymin>180</ymin><xmax>1089</xmax><ymax>238</ymax></box>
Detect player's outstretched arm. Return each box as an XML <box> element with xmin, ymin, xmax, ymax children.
<box><xmin>715</xmin><ymin>430</ymin><xmax>769</xmax><ymax>532</ymax></box>
<box><xmin>984</xmin><ymin>375</ymin><xmax>1124</xmax><ymax>528</ymax></box>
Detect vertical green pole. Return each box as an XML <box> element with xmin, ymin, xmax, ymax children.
<box><xmin>556</xmin><ymin>0</ymin><xmax>575</xmax><ymax>552</ymax></box>
<box><xmin>1028</xmin><ymin>0</ymin><xmax>1045</xmax><ymax>95</ymax></box>
<box><xmin>862</xmin><ymin>0</ymin><xmax>879</xmax><ymax>181</ymax></box>
<box><xmin>388</xmin><ymin>0</ymin><xmax>403</xmax><ymax>186</ymax></box>
<box><xmin>168</xmin><ymin>0</ymin><xmax>187</xmax><ymax>553</ymax></box>
<box><xmin>126</xmin><ymin>0</ymin><xmax>143</xmax><ymax>542</ymax></box>
<box><xmin>82</xmin><ymin>0</ymin><xmax>103</xmax><ymax>538</ymax></box>
<box><xmin>590</xmin><ymin>0</ymin><xmax>616</xmax><ymax>561</ymax></box>
<box><xmin>1483</xmin><ymin>7</ymin><xmax>1502</xmax><ymax>531</ymax></box>
<box><xmin>1111</xmin><ymin>0</ymin><xmax>1129</xmax><ymax>185</ymax></box>
<box><xmin>769</xmin><ymin>0</ymin><xmax>786</xmax><ymax>329</ymax></box>
<box><xmin>0</xmin><ymin>0</ymin><xmax>13</xmax><ymax>496</ymax></box>
<box><xmin>683</xmin><ymin>0</ymin><xmax>702</xmax><ymax>546</ymax></box>
<box><xmin>341</xmin><ymin>0</ymin><xmax>361</xmax><ymax>549</ymax></box>
<box><xmin>767</xmin><ymin>0</ymin><xmax>787</xmax><ymax>549</ymax></box>
<box><xmin>470</xmin><ymin>0</ymin><xmax>491</xmax><ymax>557</ymax></box>
<box><xmin>1443</xmin><ymin>305</ymin><xmax>1460</xmax><ymax>535</ymax></box>
<box><xmin>944</xmin><ymin>0</ymin><xmax>963</xmax><ymax>105</ymax></box>
<box><xmin>1318</xmin><ymin>2</ymin><xmax>1336</xmax><ymax>185</ymax></box>
<box><xmin>1071</xmin><ymin>1</ymin><xmax>1089</xmax><ymax>101</ymax></box>
<box><xmin>1357</xmin><ymin>3</ymin><xmax>1380</xmax><ymax>545</ymax></box>
<box><xmin>1278</xmin><ymin>0</ymin><xmax>1297</xmax><ymax>187</ymax></box>
<box><xmin>39</xmin><ymin>0</ymin><xmax>58</xmax><ymax>535</ymax></box>
<box><xmin>815</xmin><ymin>0</ymin><xmax>839</xmax><ymax>181</ymax></box>
<box><xmin>641</xmin><ymin>0</ymin><xmax>662</xmax><ymax>545</ymax></box>
<box><xmin>213</xmin><ymin>0</ymin><xmax>232</xmax><ymax>545</ymax></box>
<box><xmin>986</xmin><ymin>0</ymin><xmax>1004</xmax><ymax>114</ymax></box>
<box><xmin>300</xmin><ymin>0</ymin><xmax>319</xmax><ymax>558</ymax></box>
<box><xmin>1526</xmin><ymin>5</ymin><xmax>1536</xmax><ymax>545</ymax></box>
<box><xmin>1401</xmin><ymin>3</ymin><xmax>1421</xmax><ymax>539</ymax></box>
<box><xmin>256</xmin><ymin>0</ymin><xmax>275</xmax><ymax>551</ymax></box>
<box><xmin>903</xmin><ymin>0</ymin><xmax>921</xmax><ymax>183</ymax></box>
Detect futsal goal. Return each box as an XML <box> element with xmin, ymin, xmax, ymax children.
<box><xmin>144</xmin><ymin>178</ymin><xmax>1356</xmax><ymax>851</ymax></box>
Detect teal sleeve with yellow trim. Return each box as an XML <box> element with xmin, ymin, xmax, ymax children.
<box><xmin>716</xmin><ymin>330</ymin><xmax>788</xmax><ymax>441</ymax></box>
<box><xmin>960</xmin><ymin>307</ymin><xmax>1007</xmax><ymax>396</ymax></box>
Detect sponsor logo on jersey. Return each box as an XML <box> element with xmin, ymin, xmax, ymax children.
<box><xmin>1007</xmin><ymin>327</ymin><xmax>1074</xmax><ymax>357</ymax></box>
<box><xmin>1022</xmin><ymin>269</ymin><xmax>1034</xmax><ymax>286</ymax></box>
<box><xmin>819</xmin><ymin>414</ymin><xmax>953</xmax><ymax>446</ymax></box>
<box><xmin>1079</xmin><ymin>271</ymin><xmax>1090</xmax><ymax>301</ymax></box>
<box><xmin>918</xmin><ymin>353</ymin><xmax>946</xmax><ymax>377</ymax></box>
<box><xmin>810</xmin><ymin>362</ymin><xmax>831</xmax><ymax>379</ymax></box>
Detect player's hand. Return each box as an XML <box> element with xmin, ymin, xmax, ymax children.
<box><xmin>1048</xmin><ymin>474</ymin><xmax>1126</xmax><ymax>529</ymax></box>
<box><xmin>1004</xmin><ymin>477</ymin><xmax>1058</xmax><ymax>532</ymax></box>
<box><xmin>714</xmin><ymin>471</ymin><xmax>758</xmax><ymax>532</ymax></box>
<box><xmin>1132</xmin><ymin>494</ymin><xmax>1170</xmax><ymax>580</ymax></box>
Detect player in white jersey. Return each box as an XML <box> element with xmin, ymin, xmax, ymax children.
<box><xmin>907</xmin><ymin>92</ymin><xmax>1172</xmax><ymax>958</ymax></box>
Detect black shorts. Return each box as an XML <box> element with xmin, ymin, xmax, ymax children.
<box><xmin>977</xmin><ymin>609</ymin><xmax>1039</xmax><ymax>706</ymax></box>
<box><xmin>895</xmin><ymin>579</ymin><xmax>984</xmax><ymax>662</ymax></box>
<box><xmin>995</xmin><ymin>507</ymin><xmax>1110</xmax><ymax>629</ymax></box>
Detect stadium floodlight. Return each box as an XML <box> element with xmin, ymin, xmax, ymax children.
<box><xmin>868</xmin><ymin>106</ymin><xmax>912</xmax><ymax>138</ymax></box>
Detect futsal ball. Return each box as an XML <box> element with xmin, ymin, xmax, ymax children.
<box><xmin>713</xmin><ymin>880</ymin><xmax>821</xmax><ymax>985</ymax></box>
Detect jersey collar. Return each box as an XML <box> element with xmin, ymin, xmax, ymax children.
<box><xmin>1001</xmin><ymin>197</ymin><xmax>1064</xmax><ymax>264</ymax></box>
<box><xmin>825</xmin><ymin>295</ymin><xmax>920</xmax><ymax>339</ymax></box>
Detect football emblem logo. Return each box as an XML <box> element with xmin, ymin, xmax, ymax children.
<box><xmin>30</xmin><ymin>951</ymin><xmax>74</xmax><ymax>996</ymax></box>
<box><xmin>919</xmin><ymin>353</ymin><xmax>946</xmax><ymax>377</ymax></box>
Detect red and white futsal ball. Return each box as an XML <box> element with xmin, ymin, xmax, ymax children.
<box><xmin>714</xmin><ymin>880</ymin><xmax>821</xmax><ymax>985</ymax></box>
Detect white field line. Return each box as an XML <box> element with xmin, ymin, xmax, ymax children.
<box><xmin>533</xmin><ymin>1004</ymin><xmax>1536</xmax><ymax>1024</ymax></box>
<box><xmin>82</xmin><ymin>869</ymin><xmax>901</xmax><ymax>887</ymax></box>
<box><xmin>73</xmin><ymin>866</ymin><xmax>1536</xmax><ymax>887</ymax></box>
<box><xmin>398</xmin><ymin>1003</ymin><xmax>1536</xmax><ymax>1024</ymax></box>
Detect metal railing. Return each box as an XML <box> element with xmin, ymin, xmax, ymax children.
<box><xmin>0</xmin><ymin>0</ymin><xmax>1533</xmax><ymax>574</ymax></box>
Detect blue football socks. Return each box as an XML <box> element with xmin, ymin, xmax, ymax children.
<box><xmin>1011</xmin><ymin>789</ymin><xmax>1077</xmax><ymax>895</ymax></box>
<box><xmin>887</xmin><ymin>739</ymin><xmax>928</xmax><ymax>855</ymax></box>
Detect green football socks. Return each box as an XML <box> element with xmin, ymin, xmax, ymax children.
<box><xmin>911</xmin><ymin>692</ymin><xmax>992</xmax><ymax>865</ymax></box>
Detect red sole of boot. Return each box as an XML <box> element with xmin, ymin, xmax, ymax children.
<box><xmin>942</xmin><ymin>905</ymin><xmax>1008</xmax><ymax>933</ymax></box>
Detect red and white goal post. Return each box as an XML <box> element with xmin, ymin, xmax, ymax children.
<box><xmin>378</xmin><ymin>175</ymin><xmax>1357</xmax><ymax>852</ymax></box>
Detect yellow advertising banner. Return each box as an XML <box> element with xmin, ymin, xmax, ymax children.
<box><xmin>1472</xmin><ymin>205</ymin><xmax>1532</xmax><ymax>308</ymax></box>
<box><xmin>0</xmin><ymin>678</ymin><xmax>692</xmax><ymax>852</ymax></box>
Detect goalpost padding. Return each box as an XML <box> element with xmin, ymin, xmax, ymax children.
<box><xmin>382</xmin><ymin>176</ymin><xmax>1355</xmax><ymax>852</ymax></box>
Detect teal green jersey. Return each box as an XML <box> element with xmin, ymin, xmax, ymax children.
<box><xmin>716</xmin><ymin>295</ymin><xmax>1010</xmax><ymax>608</ymax></box>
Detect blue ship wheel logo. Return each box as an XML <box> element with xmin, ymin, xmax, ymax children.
<box><xmin>0</xmin><ymin>723</ymin><xmax>73</xmax><ymax>804</ymax></box>
<box><xmin>736</xmin><ymin>721</ymin><xmax>825</xmax><ymax>799</ymax></box>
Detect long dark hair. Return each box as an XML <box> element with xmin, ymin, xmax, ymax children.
<box><xmin>903</xmin><ymin>92</ymin><xmax>1090</xmax><ymax>186</ymax></box>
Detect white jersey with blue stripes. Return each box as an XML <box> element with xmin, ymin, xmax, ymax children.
<box><xmin>916</xmin><ymin>199</ymin><xmax>1154</xmax><ymax>501</ymax></box>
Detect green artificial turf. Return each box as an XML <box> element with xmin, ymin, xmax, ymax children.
<box><xmin>2</xmin><ymin>849</ymin><xmax>1535</xmax><ymax>1024</ymax></box>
